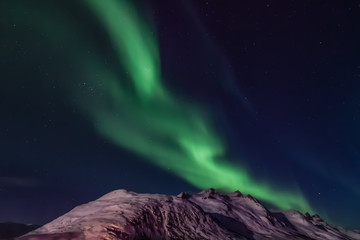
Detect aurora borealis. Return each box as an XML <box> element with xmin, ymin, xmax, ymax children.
<box><xmin>1</xmin><ymin>0</ymin><xmax>360</xmax><ymax>229</ymax></box>
<box><xmin>82</xmin><ymin>0</ymin><xmax>310</xmax><ymax>212</ymax></box>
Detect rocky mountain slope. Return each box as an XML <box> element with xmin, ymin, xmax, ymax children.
<box><xmin>17</xmin><ymin>189</ymin><xmax>360</xmax><ymax>240</ymax></box>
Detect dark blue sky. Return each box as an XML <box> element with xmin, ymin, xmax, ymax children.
<box><xmin>0</xmin><ymin>0</ymin><xmax>359</xmax><ymax>229</ymax></box>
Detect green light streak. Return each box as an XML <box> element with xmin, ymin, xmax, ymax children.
<box><xmin>85</xmin><ymin>0</ymin><xmax>162</xmax><ymax>99</ymax></box>
<box><xmin>83</xmin><ymin>0</ymin><xmax>311</xmax><ymax>212</ymax></box>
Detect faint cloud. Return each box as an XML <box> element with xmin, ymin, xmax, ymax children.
<box><xmin>0</xmin><ymin>177</ymin><xmax>40</xmax><ymax>188</ymax></box>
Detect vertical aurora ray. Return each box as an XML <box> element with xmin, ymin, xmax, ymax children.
<box><xmin>83</xmin><ymin>0</ymin><xmax>311</xmax><ymax>212</ymax></box>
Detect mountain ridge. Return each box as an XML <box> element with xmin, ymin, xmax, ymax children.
<box><xmin>0</xmin><ymin>222</ymin><xmax>40</xmax><ymax>240</ymax></box>
<box><xmin>17</xmin><ymin>188</ymin><xmax>360</xmax><ymax>240</ymax></box>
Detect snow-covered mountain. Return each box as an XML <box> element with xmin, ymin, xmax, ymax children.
<box><xmin>17</xmin><ymin>189</ymin><xmax>360</xmax><ymax>240</ymax></box>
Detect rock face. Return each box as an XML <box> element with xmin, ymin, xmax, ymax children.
<box><xmin>18</xmin><ymin>189</ymin><xmax>360</xmax><ymax>240</ymax></box>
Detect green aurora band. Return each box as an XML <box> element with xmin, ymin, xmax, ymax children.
<box><xmin>82</xmin><ymin>0</ymin><xmax>312</xmax><ymax>212</ymax></box>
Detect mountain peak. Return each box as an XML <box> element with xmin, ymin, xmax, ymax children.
<box><xmin>17</xmin><ymin>189</ymin><xmax>360</xmax><ymax>240</ymax></box>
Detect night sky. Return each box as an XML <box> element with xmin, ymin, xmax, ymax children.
<box><xmin>1</xmin><ymin>0</ymin><xmax>360</xmax><ymax>229</ymax></box>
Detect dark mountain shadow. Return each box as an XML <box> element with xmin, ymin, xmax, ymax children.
<box><xmin>271</xmin><ymin>212</ymin><xmax>297</xmax><ymax>230</ymax></box>
<box><xmin>16</xmin><ymin>232</ymin><xmax>84</xmax><ymax>240</ymax></box>
<box><xmin>210</xmin><ymin>213</ymin><xmax>254</xmax><ymax>239</ymax></box>
<box><xmin>0</xmin><ymin>222</ymin><xmax>40</xmax><ymax>240</ymax></box>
